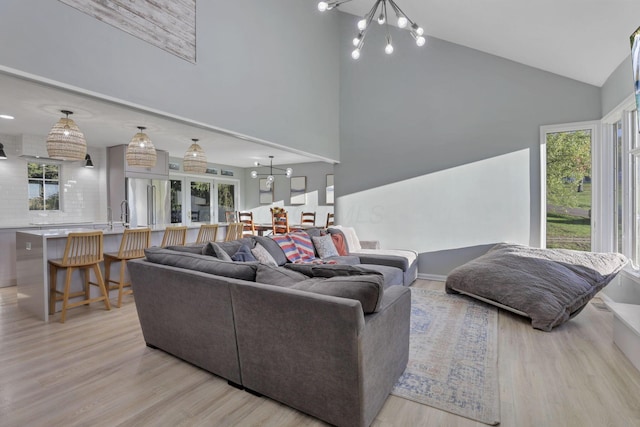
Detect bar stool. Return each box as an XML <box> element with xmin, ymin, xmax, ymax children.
<box><xmin>196</xmin><ymin>224</ymin><xmax>219</xmax><ymax>244</ymax></box>
<box><xmin>48</xmin><ymin>231</ymin><xmax>111</xmax><ymax>323</ymax></box>
<box><xmin>161</xmin><ymin>225</ymin><xmax>187</xmax><ymax>247</ymax></box>
<box><xmin>104</xmin><ymin>228</ymin><xmax>151</xmax><ymax>307</ymax></box>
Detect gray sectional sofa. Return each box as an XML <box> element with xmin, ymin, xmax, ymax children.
<box><xmin>128</xmin><ymin>231</ymin><xmax>414</xmax><ymax>427</ymax></box>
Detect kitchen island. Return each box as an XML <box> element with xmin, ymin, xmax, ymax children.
<box><xmin>15</xmin><ymin>223</ymin><xmax>227</xmax><ymax>321</ymax></box>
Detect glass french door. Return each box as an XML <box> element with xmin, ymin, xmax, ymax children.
<box><xmin>217</xmin><ymin>181</ymin><xmax>237</xmax><ymax>223</ymax></box>
<box><xmin>189</xmin><ymin>179</ymin><xmax>212</xmax><ymax>224</ymax></box>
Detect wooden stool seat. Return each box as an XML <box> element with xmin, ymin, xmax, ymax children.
<box><xmin>104</xmin><ymin>228</ymin><xmax>151</xmax><ymax>308</ymax></box>
<box><xmin>49</xmin><ymin>231</ymin><xmax>111</xmax><ymax>323</ymax></box>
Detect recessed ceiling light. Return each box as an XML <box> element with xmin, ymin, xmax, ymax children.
<box><xmin>0</xmin><ymin>114</ymin><xmax>15</xmax><ymax>120</ymax></box>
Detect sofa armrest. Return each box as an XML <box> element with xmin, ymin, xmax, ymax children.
<box><xmin>360</xmin><ymin>240</ymin><xmax>381</xmax><ymax>249</ymax></box>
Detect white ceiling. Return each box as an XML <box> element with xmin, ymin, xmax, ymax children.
<box><xmin>338</xmin><ymin>0</ymin><xmax>640</xmax><ymax>87</ymax></box>
<box><xmin>1</xmin><ymin>1</ymin><xmax>639</xmax><ymax>166</ymax></box>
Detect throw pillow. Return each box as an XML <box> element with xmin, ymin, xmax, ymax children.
<box><xmin>331</xmin><ymin>232</ymin><xmax>348</xmax><ymax>256</ymax></box>
<box><xmin>271</xmin><ymin>235</ymin><xmax>302</xmax><ymax>262</ymax></box>
<box><xmin>312</xmin><ymin>235</ymin><xmax>339</xmax><ymax>258</ymax></box>
<box><xmin>251</xmin><ymin>243</ymin><xmax>278</xmax><ymax>267</ymax></box>
<box><xmin>202</xmin><ymin>242</ymin><xmax>233</xmax><ymax>261</ymax></box>
<box><xmin>231</xmin><ymin>244</ymin><xmax>258</xmax><ymax>262</ymax></box>
<box><xmin>289</xmin><ymin>232</ymin><xmax>316</xmax><ymax>261</ymax></box>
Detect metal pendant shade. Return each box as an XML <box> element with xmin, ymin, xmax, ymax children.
<box><xmin>46</xmin><ymin>110</ymin><xmax>87</xmax><ymax>161</ymax></box>
<box><xmin>183</xmin><ymin>138</ymin><xmax>207</xmax><ymax>174</ymax></box>
<box><xmin>126</xmin><ymin>126</ymin><xmax>157</xmax><ymax>167</ymax></box>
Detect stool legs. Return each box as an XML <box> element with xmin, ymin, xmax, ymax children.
<box><xmin>49</xmin><ymin>262</ymin><xmax>111</xmax><ymax>323</ymax></box>
<box><xmin>104</xmin><ymin>257</ymin><xmax>133</xmax><ymax>308</ymax></box>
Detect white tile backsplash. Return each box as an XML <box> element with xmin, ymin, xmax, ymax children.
<box><xmin>0</xmin><ymin>134</ymin><xmax>107</xmax><ymax>226</ymax></box>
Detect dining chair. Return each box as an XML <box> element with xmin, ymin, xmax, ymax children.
<box><xmin>161</xmin><ymin>226</ymin><xmax>188</xmax><ymax>247</ymax></box>
<box><xmin>49</xmin><ymin>231</ymin><xmax>111</xmax><ymax>323</ymax></box>
<box><xmin>238</xmin><ymin>211</ymin><xmax>256</xmax><ymax>237</ymax></box>
<box><xmin>272</xmin><ymin>211</ymin><xmax>290</xmax><ymax>235</ymax></box>
<box><xmin>326</xmin><ymin>212</ymin><xmax>335</xmax><ymax>228</ymax></box>
<box><xmin>196</xmin><ymin>223</ymin><xmax>219</xmax><ymax>244</ymax></box>
<box><xmin>225</xmin><ymin>222</ymin><xmax>244</xmax><ymax>241</ymax></box>
<box><xmin>225</xmin><ymin>211</ymin><xmax>237</xmax><ymax>223</ymax></box>
<box><xmin>104</xmin><ymin>227</ymin><xmax>151</xmax><ymax>307</ymax></box>
<box><xmin>300</xmin><ymin>211</ymin><xmax>316</xmax><ymax>226</ymax></box>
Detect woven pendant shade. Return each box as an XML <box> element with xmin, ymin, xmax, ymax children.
<box><xmin>126</xmin><ymin>126</ymin><xmax>157</xmax><ymax>167</ymax></box>
<box><xmin>183</xmin><ymin>138</ymin><xmax>207</xmax><ymax>174</ymax></box>
<box><xmin>46</xmin><ymin>110</ymin><xmax>87</xmax><ymax>161</ymax></box>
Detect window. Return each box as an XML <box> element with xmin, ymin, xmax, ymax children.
<box><xmin>28</xmin><ymin>162</ymin><xmax>60</xmax><ymax>211</ymax></box>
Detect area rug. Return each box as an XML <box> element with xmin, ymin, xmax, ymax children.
<box><xmin>391</xmin><ymin>288</ymin><xmax>500</xmax><ymax>425</ymax></box>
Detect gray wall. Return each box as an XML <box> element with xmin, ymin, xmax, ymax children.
<box><xmin>602</xmin><ymin>55</ymin><xmax>634</xmax><ymax>114</ymax></box>
<box><xmin>336</xmin><ymin>13</ymin><xmax>602</xmax><ymax>276</ymax></box>
<box><xmin>0</xmin><ymin>0</ymin><xmax>341</xmax><ymax>161</ymax></box>
<box><xmin>242</xmin><ymin>161</ymin><xmax>334</xmax><ymax>226</ymax></box>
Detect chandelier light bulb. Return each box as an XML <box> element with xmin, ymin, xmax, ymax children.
<box><xmin>286</xmin><ymin>168</ymin><xmax>293</xmax><ymax>177</ymax></box>
<box><xmin>416</xmin><ymin>36</ymin><xmax>426</xmax><ymax>47</ymax></box>
<box><xmin>317</xmin><ymin>1</ymin><xmax>328</xmax><ymax>12</ymax></box>
<box><xmin>377</xmin><ymin>12</ymin><xmax>386</xmax><ymax>25</ymax></box>
<box><xmin>398</xmin><ymin>16</ymin><xmax>408</xmax><ymax>28</ymax></box>
<box><xmin>251</xmin><ymin>170</ymin><xmax>258</xmax><ymax>179</ymax></box>
<box><xmin>412</xmin><ymin>23</ymin><xmax>424</xmax><ymax>36</ymax></box>
<box><xmin>352</xmin><ymin>48</ymin><xmax>361</xmax><ymax>60</ymax></box>
<box><xmin>385</xmin><ymin>42</ymin><xmax>394</xmax><ymax>54</ymax></box>
<box><xmin>357</xmin><ymin>19</ymin><xmax>367</xmax><ymax>31</ymax></box>
<box><xmin>267</xmin><ymin>175</ymin><xmax>274</xmax><ymax>183</ymax></box>
<box><xmin>353</xmin><ymin>34</ymin><xmax>362</xmax><ymax>47</ymax></box>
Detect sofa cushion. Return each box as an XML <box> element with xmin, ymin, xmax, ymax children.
<box><xmin>144</xmin><ymin>247</ymin><xmax>258</xmax><ymax>281</ymax></box>
<box><xmin>312</xmin><ymin>235</ymin><xmax>339</xmax><ymax>259</ymax></box>
<box><xmin>353</xmin><ymin>264</ymin><xmax>404</xmax><ymax>288</ymax></box>
<box><xmin>256</xmin><ymin>264</ymin><xmax>308</xmax><ymax>287</ymax></box>
<box><xmin>167</xmin><ymin>244</ymin><xmax>205</xmax><ymax>254</ymax></box>
<box><xmin>311</xmin><ymin>264</ymin><xmax>384</xmax><ymax>278</ymax></box>
<box><xmin>291</xmin><ymin>274</ymin><xmax>384</xmax><ymax>314</ymax></box>
<box><xmin>232</xmin><ymin>244</ymin><xmax>257</xmax><ymax>262</ymax></box>
<box><xmin>251</xmin><ymin>243</ymin><xmax>278</xmax><ymax>266</ymax></box>
<box><xmin>322</xmin><ymin>255</ymin><xmax>361</xmax><ymax>265</ymax></box>
<box><xmin>254</xmin><ymin>235</ymin><xmax>288</xmax><ymax>266</ymax></box>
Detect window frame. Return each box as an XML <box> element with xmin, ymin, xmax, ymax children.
<box><xmin>27</xmin><ymin>161</ymin><xmax>62</xmax><ymax>212</ymax></box>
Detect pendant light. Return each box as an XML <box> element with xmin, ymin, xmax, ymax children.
<box><xmin>46</xmin><ymin>110</ymin><xmax>87</xmax><ymax>160</ymax></box>
<box><xmin>183</xmin><ymin>138</ymin><xmax>207</xmax><ymax>174</ymax></box>
<box><xmin>126</xmin><ymin>126</ymin><xmax>157</xmax><ymax>167</ymax></box>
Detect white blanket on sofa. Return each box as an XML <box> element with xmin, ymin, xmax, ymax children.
<box><xmin>331</xmin><ymin>226</ymin><xmax>417</xmax><ymax>265</ymax></box>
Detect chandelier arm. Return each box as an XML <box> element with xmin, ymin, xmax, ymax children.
<box><xmin>388</xmin><ymin>0</ymin><xmax>415</xmax><ymax>27</ymax></box>
<box><xmin>357</xmin><ymin>0</ymin><xmax>383</xmax><ymax>49</ymax></box>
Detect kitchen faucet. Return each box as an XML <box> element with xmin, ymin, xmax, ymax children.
<box><xmin>107</xmin><ymin>207</ymin><xmax>113</xmax><ymax>230</ymax></box>
<box><xmin>120</xmin><ymin>200</ymin><xmax>130</xmax><ymax>228</ymax></box>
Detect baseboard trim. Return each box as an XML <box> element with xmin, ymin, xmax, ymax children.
<box><xmin>417</xmin><ymin>273</ymin><xmax>446</xmax><ymax>282</ymax></box>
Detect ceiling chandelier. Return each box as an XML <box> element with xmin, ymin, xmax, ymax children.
<box><xmin>183</xmin><ymin>138</ymin><xmax>207</xmax><ymax>174</ymax></box>
<box><xmin>317</xmin><ymin>0</ymin><xmax>425</xmax><ymax>60</ymax></box>
<box><xmin>126</xmin><ymin>126</ymin><xmax>157</xmax><ymax>168</ymax></box>
<box><xmin>250</xmin><ymin>156</ymin><xmax>293</xmax><ymax>189</ymax></box>
<box><xmin>46</xmin><ymin>110</ymin><xmax>87</xmax><ymax>161</ymax></box>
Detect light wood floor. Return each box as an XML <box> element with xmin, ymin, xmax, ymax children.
<box><xmin>1</xmin><ymin>280</ymin><xmax>640</xmax><ymax>427</ymax></box>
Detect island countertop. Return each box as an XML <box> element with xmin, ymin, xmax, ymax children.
<box><xmin>15</xmin><ymin>223</ymin><xmax>230</xmax><ymax>321</ymax></box>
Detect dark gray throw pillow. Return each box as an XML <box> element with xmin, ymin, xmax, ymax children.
<box><xmin>166</xmin><ymin>244</ymin><xmax>205</xmax><ymax>254</ymax></box>
<box><xmin>254</xmin><ymin>235</ymin><xmax>288</xmax><ymax>266</ymax></box>
<box><xmin>202</xmin><ymin>242</ymin><xmax>233</xmax><ymax>261</ymax></box>
<box><xmin>311</xmin><ymin>264</ymin><xmax>382</xmax><ymax>278</ymax></box>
